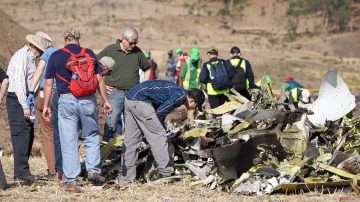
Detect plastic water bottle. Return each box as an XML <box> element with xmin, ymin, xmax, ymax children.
<box><xmin>29</xmin><ymin>107</ymin><xmax>36</xmax><ymax>124</ymax></box>
<box><xmin>72</xmin><ymin>72</ymin><xmax>79</xmax><ymax>80</ymax></box>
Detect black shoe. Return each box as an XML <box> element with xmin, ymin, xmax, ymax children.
<box><xmin>14</xmin><ymin>174</ymin><xmax>37</xmax><ymax>184</ymax></box>
<box><xmin>87</xmin><ymin>171</ymin><xmax>105</xmax><ymax>183</ymax></box>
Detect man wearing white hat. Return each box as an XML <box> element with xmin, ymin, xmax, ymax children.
<box><xmin>27</xmin><ymin>32</ymin><xmax>62</xmax><ymax>180</ymax></box>
<box><xmin>6</xmin><ymin>32</ymin><xmax>47</xmax><ymax>183</ymax></box>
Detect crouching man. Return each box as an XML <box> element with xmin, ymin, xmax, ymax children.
<box><xmin>119</xmin><ymin>80</ymin><xmax>205</xmax><ymax>185</ymax></box>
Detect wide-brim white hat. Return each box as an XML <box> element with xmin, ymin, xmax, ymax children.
<box><xmin>26</xmin><ymin>34</ymin><xmax>47</xmax><ymax>51</ymax></box>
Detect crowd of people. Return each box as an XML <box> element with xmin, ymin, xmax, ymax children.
<box><xmin>0</xmin><ymin>26</ymin><xmax>311</xmax><ymax>192</ymax></box>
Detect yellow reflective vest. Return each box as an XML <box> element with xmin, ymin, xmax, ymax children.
<box><xmin>206</xmin><ymin>62</ymin><xmax>229</xmax><ymax>95</ymax></box>
<box><xmin>183</xmin><ymin>58</ymin><xmax>201</xmax><ymax>89</ymax></box>
<box><xmin>230</xmin><ymin>58</ymin><xmax>250</xmax><ymax>90</ymax></box>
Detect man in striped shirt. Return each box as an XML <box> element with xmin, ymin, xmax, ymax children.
<box><xmin>6</xmin><ymin>33</ymin><xmax>47</xmax><ymax>184</ymax></box>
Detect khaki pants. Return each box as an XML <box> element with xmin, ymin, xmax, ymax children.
<box><xmin>35</xmin><ymin>92</ymin><xmax>56</xmax><ymax>174</ymax></box>
<box><xmin>121</xmin><ymin>98</ymin><xmax>174</xmax><ymax>182</ymax></box>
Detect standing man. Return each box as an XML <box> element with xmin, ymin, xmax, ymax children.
<box><xmin>166</xmin><ymin>49</ymin><xmax>177</xmax><ymax>83</ymax></box>
<box><xmin>228</xmin><ymin>46</ymin><xmax>255</xmax><ymax>100</ymax></box>
<box><xmin>144</xmin><ymin>49</ymin><xmax>159</xmax><ymax>80</ymax></box>
<box><xmin>119</xmin><ymin>80</ymin><xmax>205</xmax><ymax>185</ymax></box>
<box><xmin>97</xmin><ymin>27</ymin><xmax>150</xmax><ymax>142</ymax></box>
<box><xmin>0</xmin><ymin>66</ymin><xmax>9</xmax><ymax>190</ymax></box>
<box><xmin>200</xmin><ymin>47</ymin><xmax>234</xmax><ymax>109</ymax></box>
<box><xmin>180</xmin><ymin>48</ymin><xmax>202</xmax><ymax>90</ymax></box>
<box><xmin>6</xmin><ymin>33</ymin><xmax>47</xmax><ymax>183</ymax></box>
<box><xmin>42</xmin><ymin>27</ymin><xmax>112</xmax><ymax>191</ymax></box>
<box><xmin>26</xmin><ymin>32</ymin><xmax>59</xmax><ymax>180</ymax></box>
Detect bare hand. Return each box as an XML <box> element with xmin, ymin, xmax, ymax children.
<box><xmin>103</xmin><ymin>102</ymin><xmax>112</xmax><ymax>114</ymax></box>
<box><xmin>23</xmin><ymin>108</ymin><xmax>30</xmax><ymax>119</ymax></box>
<box><xmin>42</xmin><ymin>106</ymin><xmax>52</xmax><ymax>122</ymax></box>
<box><xmin>105</xmin><ymin>85</ymin><xmax>114</xmax><ymax>92</ymax></box>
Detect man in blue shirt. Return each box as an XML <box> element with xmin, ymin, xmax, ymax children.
<box><xmin>119</xmin><ymin>80</ymin><xmax>205</xmax><ymax>184</ymax></box>
<box><xmin>42</xmin><ymin>27</ymin><xmax>112</xmax><ymax>192</ymax></box>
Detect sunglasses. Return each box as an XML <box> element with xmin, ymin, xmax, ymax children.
<box><xmin>125</xmin><ymin>38</ymin><xmax>138</xmax><ymax>46</ymax></box>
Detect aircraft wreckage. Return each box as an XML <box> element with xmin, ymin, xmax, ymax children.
<box><xmin>95</xmin><ymin>69</ymin><xmax>359</xmax><ymax>195</ymax></box>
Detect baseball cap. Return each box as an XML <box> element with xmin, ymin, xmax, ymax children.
<box><xmin>64</xmin><ymin>27</ymin><xmax>81</xmax><ymax>40</ymax></box>
<box><xmin>99</xmin><ymin>56</ymin><xmax>115</xmax><ymax>70</ymax></box>
<box><xmin>176</xmin><ymin>48</ymin><xmax>183</xmax><ymax>54</ymax></box>
<box><xmin>207</xmin><ymin>46</ymin><xmax>218</xmax><ymax>54</ymax></box>
<box><xmin>230</xmin><ymin>46</ymin><xmax>240</xmax><ymax>54</ymax></box>
<box><xmin>284</xmin><ymin>75</ymin><xmax>294</xmax><ymax>82</ymax></box>
<box><xmin>187</xmin><ymin>89</ymin><xmax>205</xmax><ymax>112</ymax></box>
<box><xmin>190</xmin><ymin>48</ymin><xmax>200</xmax><ymax>60</ymax></box>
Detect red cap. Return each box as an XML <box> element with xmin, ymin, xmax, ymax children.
<box><xmin>284</xmin><ymin>75</ymin><xmax>294</xmax><ymax>82</ymax></box>
<box><xmin>183</xmin><ymin>51</ymin><xmax>188</xmax><ymax>56</ymax></box>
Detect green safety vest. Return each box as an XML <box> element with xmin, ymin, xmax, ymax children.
<box><xmin>183</xmin><ymin>58</ymin><xmax>201</xmax><ymax>89</ymax></box>
<box><xmin>230</xmin><ymin>58</ymin><xmax>250</xmax><ymax>90</ymax></box>
<box><xmin>206</xmin><ymin>62</ymin><xmax>229</xmax><ymax>95</ymax></box>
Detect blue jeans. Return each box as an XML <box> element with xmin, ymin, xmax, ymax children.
<box><xmin>52</xmin><ymin>91</ymin><xmax>62</xmax><ymax>173</ymax></box>
<box><xmin>103</xmin><ymin>91</ymin><xmax>125</xmax><ymax>141</ymax></box>
<box><xmin>58</xmin><ymin>93</ymin><xmax>101</xmax><ymax>182</ymax></box>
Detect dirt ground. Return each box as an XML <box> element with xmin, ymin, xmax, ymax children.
<box><xmin>0</xmin><ymin>156</ymin><xmax>359</xmax><ymax>202</ymax></box>
<box><xmin>0</xmin><ymin>0</ymin><xmax>360</xmax><ymax>200</ymax></box>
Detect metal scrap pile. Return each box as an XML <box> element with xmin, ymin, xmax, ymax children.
<box><xmin>165</xmin><ymin>69</ymin><xmax>360</xmax><ymax>195</ymax></box>
<box><xmin>99</xmin><ymin>69</ymin><xmax>360</xmax><ymax>195</ymax></box>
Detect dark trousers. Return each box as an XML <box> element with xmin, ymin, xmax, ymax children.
<box><xmin>0</xmin><ymin>160</ymin><xmax>7</xmax><ymax>190</ymax></box>
<box><xmin>208</xmin><ymin>94</ymin><xmax>229</xmax><ymax>109</ymax></box>
<box><xmin>6</xmin><ymin>93</ymin><xmax>34</xmax><ymax>178</ymax></box>
<box><xmin>52</xmin><ymin>92</ymin><xmax>63</xmax><ymax>173</ymax></box>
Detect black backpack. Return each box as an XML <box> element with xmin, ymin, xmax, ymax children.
<box><xmin>208</xmin><ymin>60</ymin><xmax>231</xmax><ymax>90</ymax></box>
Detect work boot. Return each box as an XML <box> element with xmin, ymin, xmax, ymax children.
<box><xmin>14</xmin><ymin>173</ymin><xmax>37</xmax><ymax>184</ymax></box>
<box><xmin>87</xmin><ymin>171</ymin><xmax>105</xmax><ymax>183</ymax></box>
<box><xmin>62</xmin><ymin>180</ymin><xmax>83</xmax><ymax>193</ymax></box>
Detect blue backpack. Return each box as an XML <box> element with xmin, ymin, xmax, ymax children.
<box><xmin>208</xmin><ymin>60</ymin><xmax>232</xmax><ymax>90</ymax></box>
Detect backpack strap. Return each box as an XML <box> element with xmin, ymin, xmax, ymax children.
<box><xmin>61</xmin><ymin>47</ymin><xmax>87</xmax><ymax>58</ymax></box>
<box><xmin>56</xmin><ymin>73</ymin><xmax>70</xmax><ymax>84</ymax></box>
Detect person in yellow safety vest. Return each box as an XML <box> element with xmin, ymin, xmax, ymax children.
<box><xmin>180</xmin><ymin>48</ymin><xmax>202</xmax><ymax>89</ymax></box>
<box><xmin>287</xmin><ymin>88</ymin><xmax>311</xmax><ymax>109</ymax></box>
<box><xmin>228</xmin><ymin>46</ymin><xmax>255</xmax><ymax>100</ymax></box>
<box><xmin>200</xmin><ymin>46</ymin><xmax>234</xmax><ymax>109</ymax></box>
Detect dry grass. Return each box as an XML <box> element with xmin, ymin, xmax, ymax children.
<box><xmin>0</xmin><ymin>157</ymin><xmax>359</xmax><ymax>201</ymax></box>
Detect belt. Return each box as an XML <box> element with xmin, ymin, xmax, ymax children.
<box><xmin>112</xmin><ymin>88</ymin><xmax>129</xmax><ymax>92</ymax></box>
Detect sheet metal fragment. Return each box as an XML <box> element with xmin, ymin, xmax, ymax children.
<box><xmin>306</xmin><ymin>69</ymin><xmax>356</xmax><ymax>126</ymax></box>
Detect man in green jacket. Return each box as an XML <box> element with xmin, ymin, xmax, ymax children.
<box><xmin>180</xmin><ymin>48</ymin><xmax>202</xmax><ymax>123</ymax></box>
<box><xmin>97</xmin><ymin>27</ymin><xmax>151</xmax><ymax>142</ymax></box>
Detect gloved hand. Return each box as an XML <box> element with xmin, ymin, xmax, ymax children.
<box><xmin>27</xmin><ymin>91</ymin><xmax>35</xmax><ymax>108</ymax></box>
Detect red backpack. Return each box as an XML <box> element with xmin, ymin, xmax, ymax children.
<box><xmin>56</xmin><ymin>48</ymin><xmax>98</xmax><ymax>97</ymax></box>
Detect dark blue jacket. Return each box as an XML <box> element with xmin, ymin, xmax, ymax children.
<box><xmin>126</xmin><ymin>80</ymin><xmax>186</xmax><ymax>124</ymax></box>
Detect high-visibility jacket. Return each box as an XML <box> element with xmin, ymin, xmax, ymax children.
<box><xmin>182</xmin><ymin>58</ymin><xmax>201</xmax><ymax>89</ymax></box>
<box><xmin>230</xmin><ymin>58</ymin><xmax>250</xmax><ymax>90</ymax></box>
<box><xmin>206</xmin><ymin>62</ymin><xmax>229</xmax><ymax>95</ymax></box>
<box><xmin>290</xmin><ymin>88</ymin><xmax>302</xmax><ymax>103</ymax></box>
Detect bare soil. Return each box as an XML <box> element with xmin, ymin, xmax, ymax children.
<box><xmin>0</xmin><ymin>0</ymin><xmax>359</xmax><ymax>200</ymax></box>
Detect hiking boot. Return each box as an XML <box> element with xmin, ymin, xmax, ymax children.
<box><xmin>87</xmin><ymin>171</ymin><xmax>105</xmax><ymax>183</ymax></box>
<box><xmin>14</xmin><ymin>173</ymin><xmax>37</xmax><ymax>184</ymax></box>
<box><xmin>62</xmin><ymin>181</ymin><xmax>83</xmax><ymax>193</ymax></box>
